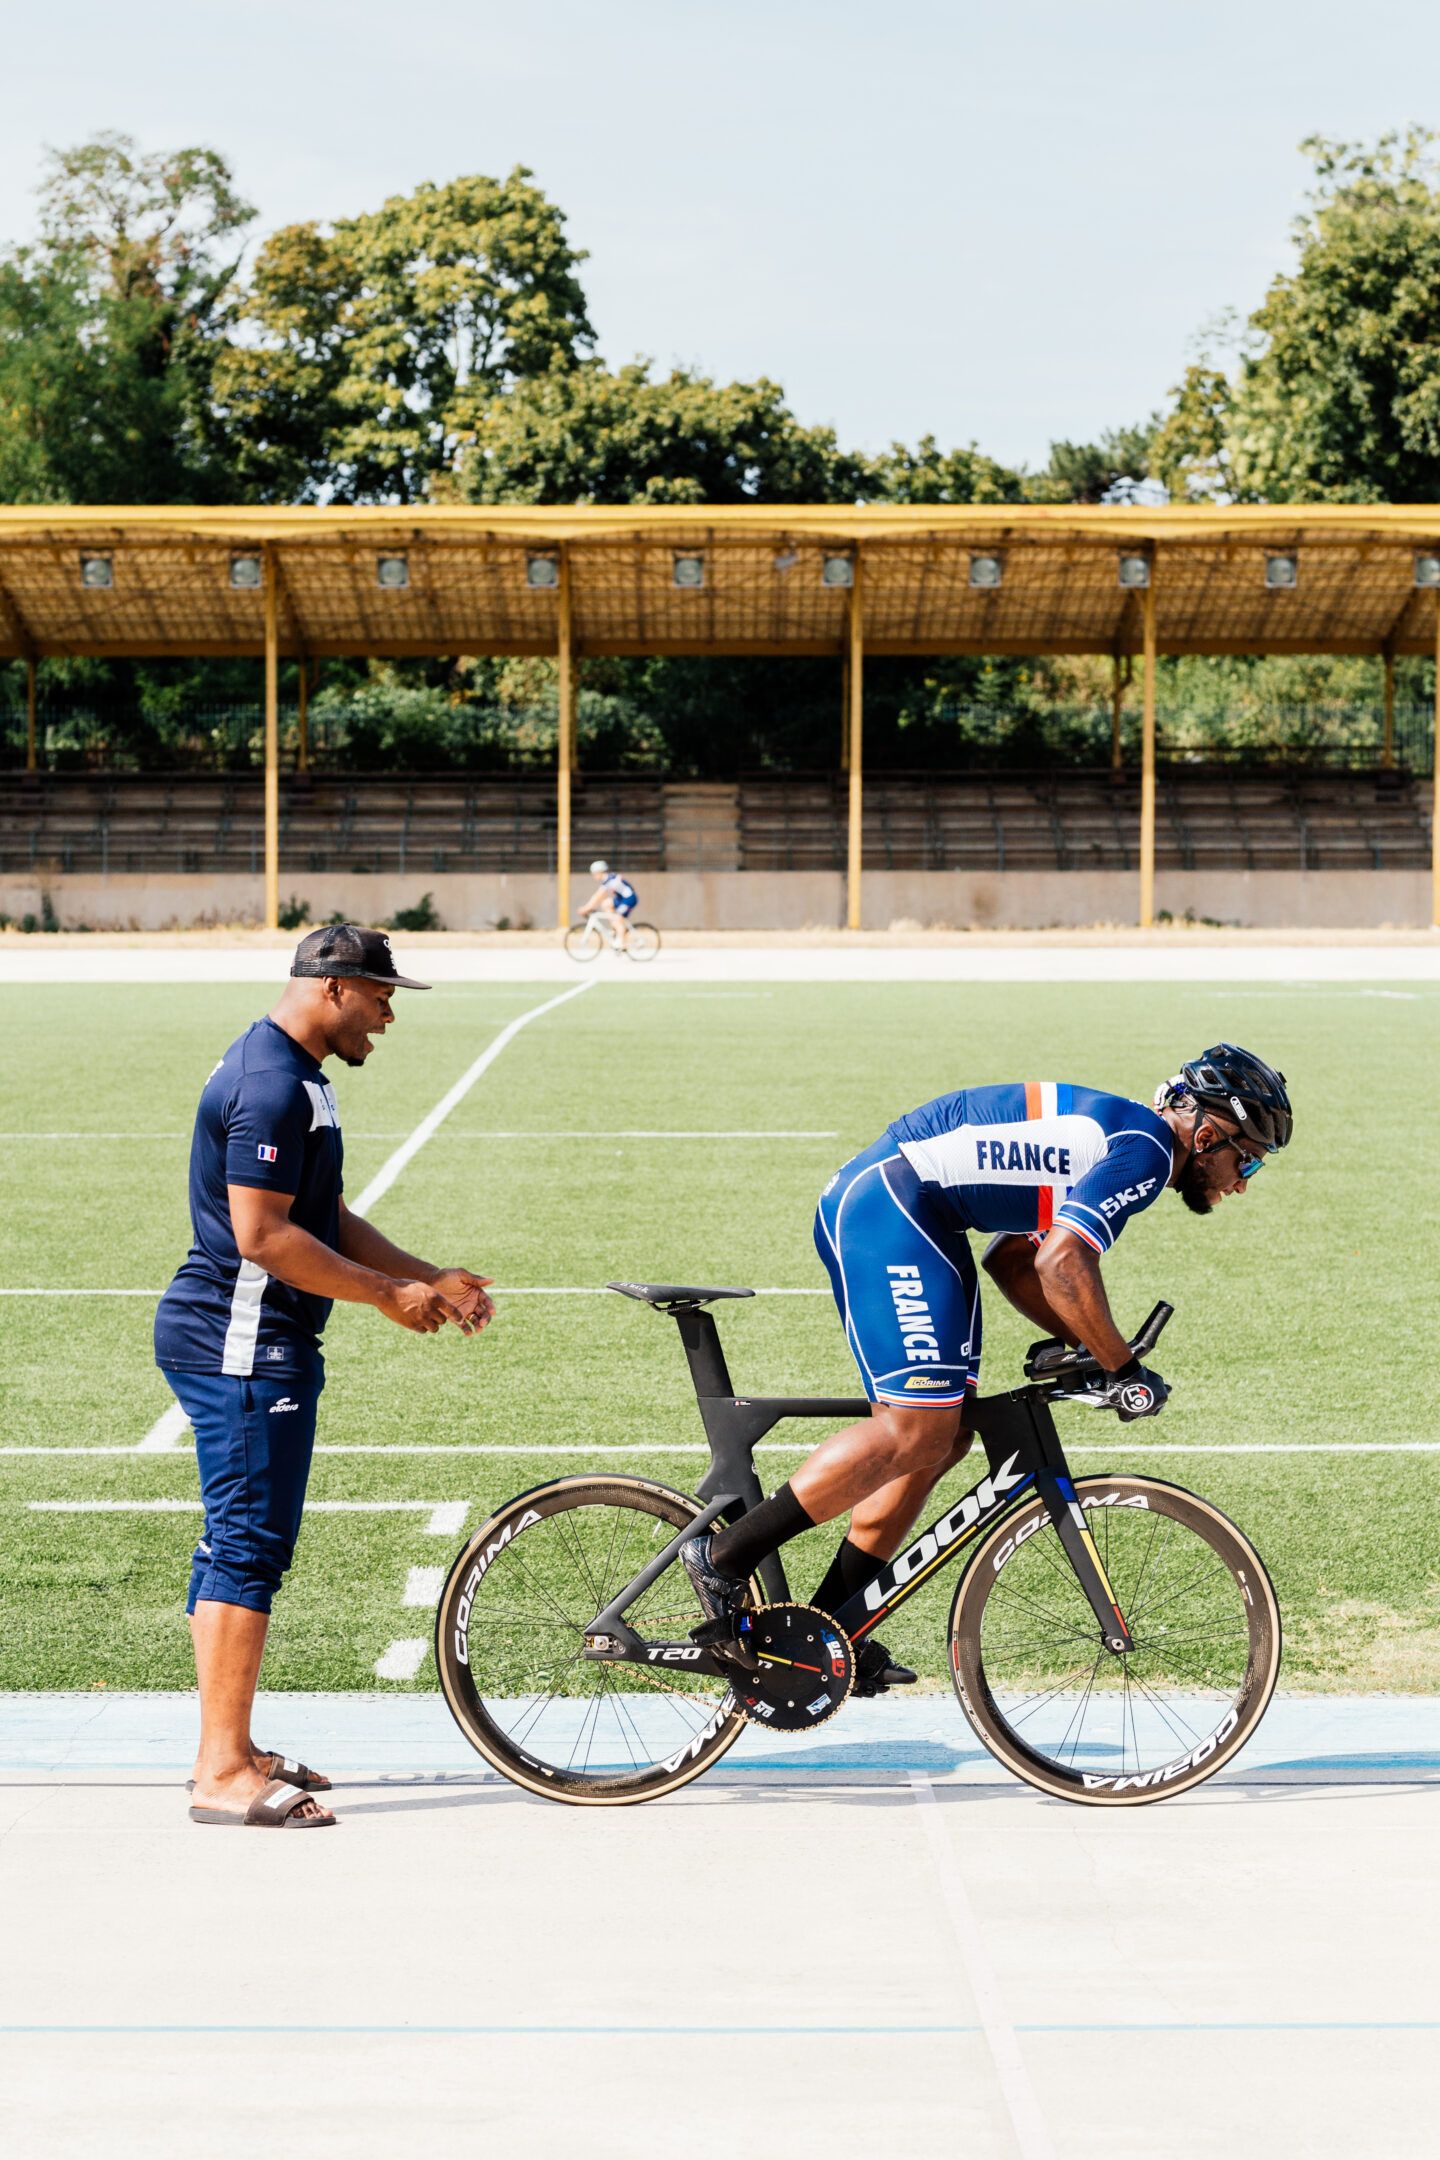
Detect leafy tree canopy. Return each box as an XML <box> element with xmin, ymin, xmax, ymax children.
<box><xmin>0</xmin><ymin>131</ymin><xmax>254</xmax><ymax>503</ymax></box>
<box><xmin>458</xmin><ymin>359</ymin><xmax>868</xmax><ymax>504</ymax></box>
<box><xmin>215</xmin><ymin>167</ymin><xmax>594</xmax><ymax>502</ymax></box>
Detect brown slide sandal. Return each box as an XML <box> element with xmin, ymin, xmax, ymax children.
<box><xmin>186</xmin><ymin>1752</ymin><xmax>331</xmax><ymax>1794</ymax></box>
<box><xmin>189</xmin><ymin>1778</ymin><xmax>336</xmax><ymax>1828</ymax></box>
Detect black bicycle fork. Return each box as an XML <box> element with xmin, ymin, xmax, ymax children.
<box><xmin>582</xmin><ymin>1302</ymin><xmax>1135</xmax><ymax>1672</ymax></box>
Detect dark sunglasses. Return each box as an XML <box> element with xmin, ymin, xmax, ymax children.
<box><xmin>1199</xmin><ymin>1125</ymin><xmax>1266</xmax><ymax>1177</ymax></box>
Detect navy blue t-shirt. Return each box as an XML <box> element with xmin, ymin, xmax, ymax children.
<box><xmin>154</xmin><ymin>1018</ymin><xmax>344</xmax><ymax>1380</ymax></box>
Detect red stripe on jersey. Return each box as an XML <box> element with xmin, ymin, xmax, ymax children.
<box><xmin>1025</xmin><ymin>1081</ymin><xmax>1042</xmax><ymax>1120</ymax></box>
<box><xmin>1036</xmin><ymin>1184</ymin><xmax>1054</xmax><ymax>1232</ymax></box>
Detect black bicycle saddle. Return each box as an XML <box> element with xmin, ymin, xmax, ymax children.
<box><xmin>606</xmin><ymin>1282</ymin><xmax>755</xmax><ymax>1309</ymax></box>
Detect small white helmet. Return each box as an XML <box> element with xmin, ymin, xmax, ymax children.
<box><xmin>589</xmin><ymin>860</ymin><xmax>608</xmax><ymax>875</ymax></box>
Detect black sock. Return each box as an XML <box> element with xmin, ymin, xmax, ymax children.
<box><xmin>812</xmin><ymin>1535</ymin><xmax>882</xmax><ymax>1617</ymax></box>
<box><xmin>710</xmin><ymin>1482</ymin><xmax>815</xmax><ymax>1581</ymax></box>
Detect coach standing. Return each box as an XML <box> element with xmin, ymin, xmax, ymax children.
<box><xmin>154</xmin><ymin>925</ymin><xmax>493</xmax><ymax>1830</ymax></box>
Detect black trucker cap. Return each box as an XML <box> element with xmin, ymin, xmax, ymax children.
<box><xmin>290</xmin><ymin>924</ymin><xmax>431</xmax><ymax>990</ymax></box>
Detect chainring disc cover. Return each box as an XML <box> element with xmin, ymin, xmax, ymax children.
<box><xmin>728</xmin><ymin>1603</ymin><xmax>853</xmax><ymax>1731</ymax></box>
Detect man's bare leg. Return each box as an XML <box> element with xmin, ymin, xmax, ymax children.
<box><xmin>789</xmin><ymin>1402</ymin><xmax>964</xmax><ymax>1527</ymax></box>
<box><xmin>845</xmin><ymin>1428</ymin><xmax>975</xmax><ymax>1562</ymax></box>
<box><xmin>189</xmin><ymin>1600</ymin><xmax>330</xmax><ymax>1819</ymax></box>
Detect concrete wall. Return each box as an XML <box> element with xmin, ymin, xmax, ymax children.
<box><xmin>3</xmin><ymin>866</ymin><xmax>1433</xmax><ymax>933</ymax></box>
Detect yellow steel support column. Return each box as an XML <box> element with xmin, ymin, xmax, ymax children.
<box><xmin>264</xmin><ymin>548</ymin><xmax>279</xmax><ymax>932</ymax></box>
<box><xmin>846</xmin><ymin>556</ymin><xmax>864</xmax><ymax>930</ymax></box>
<box><xmin>556</xmin><ymin>547</ymin><xmax>573</xmax><ymax>930</ymax></box>
<box><xmin>1432</xmin><ymin>602</ymin><xmax>1440</xmax><ymax>929</ymax></box>
<box><xmin>1138</xmin><ymin>574</ymin><xmax>1157</xmax><ymax>928</ymax></box>
<box><xmin>26</xmin><ymin>657</ymin><xmax>37</xmax><ymax>772</ymax></box>
<box><xmin>297</xmin><ymin>661</ymin><xmax>309</xmax><ymax>774</ymax></box>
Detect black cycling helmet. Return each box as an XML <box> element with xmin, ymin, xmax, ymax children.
<box><xmin>1157</xmin><ymin>1043</ymin><xmax>1293</xmax><ymax>1153</ymax></box>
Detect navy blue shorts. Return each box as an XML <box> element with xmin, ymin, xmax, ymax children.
<box><xmin>813</xmin><ymin>1138</ymin><xmax>981</xmax><ymax>1408</ymax></box>
<box><xmin>161</xmin><ymin>1368</ymin><xmax>322</xmax><ymax>1614</ymax></box>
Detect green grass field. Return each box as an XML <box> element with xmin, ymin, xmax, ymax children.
<box><xmin>2</xmin><ymin>973</ymin><xmax>1438</xmax><ymax>1695</ymax></box>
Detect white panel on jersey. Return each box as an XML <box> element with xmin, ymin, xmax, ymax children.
<box><xmin>221</xmin><ymin>1259</ymin><xmax>269</xmax><ymax>1377</ymax></box>
<box><xmin>898</xmin><ymin>1114</ymin><xmax>1107</xmax><ymax>1190</ymax></box>
<box><xmin>303</xmin><ymin>1079</ymin><xmax>341</xmax><ymax>1131</ymax></box>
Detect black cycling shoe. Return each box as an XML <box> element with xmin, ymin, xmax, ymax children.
<box><xmin>680</xmin><ymin>1533</ymin><xmax>750</xmax><ymax>1629</ymax></box>
<box><xmin>852</xmin><ymin>1638</ymin><xmax>917</xmax><ymax>1697</ymax></box>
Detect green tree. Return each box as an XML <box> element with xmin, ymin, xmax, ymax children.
<box><xmin>1202</xmin><ymin>131</ymin><xmax>1440</xmax><ymax>502</ymax></box>
<box><xmin>869</xmin><ymin>436</ymin><xmax>1025</xmax><ymax>503</ymax></box>
<box><xmin>458</xmin><ymin>358</ymin><xmax>868</xmax><ymax>504</ymax></box>
<box><xmin>1151</xmin><ymin>363</ymin><xmax>1234</xmax><ymax>502</ymax></box>
<box><xmin>215</xmin><ymin>168</ymin><xmax>593</xmax><ymax>501</ymax></box>
<box><xmin>1028</xmin><ymin>420</ymin><xmax>1159</xmax><ymax>504</ymax></box>
<box><xmin>0</xmin><ymin>131</ymin><xmax>254</xmax><ymax>502</ymax></box>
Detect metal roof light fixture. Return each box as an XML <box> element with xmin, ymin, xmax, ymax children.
<box><xmin>1265</xmin><ymin>552</ymin><xmax>1298</xmax><ymax>590</ymax></box>
<box><xmin>969</xmin><ymin>553</ymin><xmax>1003</xmax><ymax>589</ymax></box>
<box><xmin>1117</xmin><ymin>553</ymin><xmax>1151</xmax><ymax>589</ymax></box>
<box><xmin>672</xmin><ymin>552</ymin><xmax>705</xmax><ymax>589</ymax></box>
<box><xmin>229</xmin><ymin>553</ymin><xmax>262</xmax><ymax>590</ymax></box>
<box><xmin>821</xmin><ymin>553</ymin><xmax>854</xmax><ymax>589</ymax></box>
<box><xmin>1414</xmin><ymin>551</ymin><xmax>1440</xmax><ymax>588</ymax></box>
<box><xmin>376</xmin><ymin>554</ymin><xmax>410</xmax><ymax>590</ymax></box>
<box><xmin>526</xmin><ymin>553</ymin><xmax>560</xmax><ymax>590</ymax></box>
<box><xmin>79</xmin><ymin>554</ymin><xmax>113</xmax><ymax>590</ymax></box>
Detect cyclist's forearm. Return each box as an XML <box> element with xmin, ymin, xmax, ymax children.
<box><xmin>982</xmin><ymin>1234</ymin><xmax>1078</xmax><ymax>1342</ymax></box>
<box><xmin>1032</xmin><ymin>1237</ymin><xmax>1130</xmax><ymax>1369</ymax></box>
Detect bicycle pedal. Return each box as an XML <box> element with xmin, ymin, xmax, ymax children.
<box><xmin>689</xmin><ymin>1615</ymin><xmax>741</xmax><ymax>1649</ymax></box>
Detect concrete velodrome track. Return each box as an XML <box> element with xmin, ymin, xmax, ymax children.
<box><xmin>2</xmin><ymin>1693</ymin><xmax>1439</xmax><ymax>2159</ymax></box>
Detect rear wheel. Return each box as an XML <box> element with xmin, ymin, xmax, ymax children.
<box><xmin>563</xmin><ymin>921</ymin><xmax>602</xmax><ymax>961</ymax></box>
<box><xmin>623</xmin><ymin>921</ymin><xmax>660</xmax><ymax>961</ymax></box>
<box><xmin>948</xmin><ymin>1475</ymin><xmax>1281</xmax><ymax>1805</ymax></box>
<box><xmin>435</xmin><ymin>1476</ymin><xmax>750</xmax><ymax>1805</ymax></box>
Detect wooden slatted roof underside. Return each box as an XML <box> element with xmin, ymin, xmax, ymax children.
<box><xmin>2</xmin><ymin>504</ymin><xmax>1439</xmax><ymax>661</ymax></box>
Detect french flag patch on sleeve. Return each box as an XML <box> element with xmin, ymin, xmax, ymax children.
<box><xmin>257</xmin><ymin>1144</ymin><xmax>278</xmax><ymax>1162</ymax></box>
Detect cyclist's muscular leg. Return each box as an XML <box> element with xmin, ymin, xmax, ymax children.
<box><xmin>845</xmin><ymin>1424</ymin><xmax>975</xmax><ymax>1560</ymax></box>
<box><xmin>790</xmin><ymin>1402</ymin><xmax>966</xmax><ymax>1530</ymax></box>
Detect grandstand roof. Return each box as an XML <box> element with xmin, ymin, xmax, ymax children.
<box><xmin>1</xmin><ymin>502</ymin><xmax>1440</xmax><ymax>661</ymax></box>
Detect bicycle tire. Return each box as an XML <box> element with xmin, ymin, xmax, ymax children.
<box><xmin>562</xmin><ymin>922</ymin><xmax>602</xmax><ymax>962</ymax></box>
<box><xmin>947</xmin><ymin>1474</ymin><xmax>1281</xmax><ymax>1806</ymax></box>
<box><xmin>435</xmin><ymin>1475</ymin><xmax>751</xmax><ymax>1806</ymax></box>
<box><xmin>623</xmin><ymin>922</ymin><xmax>660</xmax><ymax>961</ymax></box>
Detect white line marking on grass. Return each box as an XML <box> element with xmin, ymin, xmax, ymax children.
<box><xmin>403</xmin><ymin>1566</ymin><xmax>447</xmax><ymax>1606</ymax></box>
<box><xmin>909</xmin><ymin>1773</ymin><xmax>1057</xmax><ymax>2160</ymax></box>
<box><xmin>0</xmin><ymin>1133</ymin><xmax>189</xmax><ymax>1139</ymax></box>
<box><xmin>438</xmin><ymin>1130</ymin><xmax>839</xmax><ymax>1139</ymax></box>
<box><xmin>348</xmin><ymin>980</ymin><xmax>595</xmax><ymax>1218</ymax></box>
<box><xmin>137</xmin><ymin>1403</ymin><xmax>190</xmax><ymax>1450</ymax></box>
<box><xmin>374</xmin><ymin>1640</ymin><xmax>429</xmax><ymax>1681</ymax></box>
<box><xmin>28</xmin><ymin>1500</ymin><xmax>470</xmax><ymax>1522</ymax></box>
<box><xmin>0</xmin><ymin>1289</ymin><xmax>163</xmax><ymax>1296</ymax></box>
<box><xmin>16</xmin><ymin>1439</ymin><xmax>1440</xmax><ymax>1460</ymax></box>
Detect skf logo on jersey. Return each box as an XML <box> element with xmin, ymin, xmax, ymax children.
<box><xmin>268</xmin><ymin>1396</ymin><xmax>300</xmax><ymax>1415</ymax></box>
<box><xmin>886</xmin><ymin>1265</ymin><xmax>941</xmax><ymax>1363</ymax></box>
<box><xmin>904</xmin><ymin>1375</ymin><xmax>952</xmax><ymax>1390</ymax></box>
<box><xmin>1100</xmin><ymin>1177</ymin><xmax>1158</xmax><ymax>1219</ymax></box>
<box><xmin>257</xmin><ymin>1144</ymin><xmax>278</xmax><ymax>1162</ymax></box>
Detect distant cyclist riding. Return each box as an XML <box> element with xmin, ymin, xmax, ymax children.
<box><xmin>564</xmin><ymin>862</ymin><xmax>660</xmax><ymax>963</ymax></box>
<box><xmin>582</xmin><ymin>861</ymin><xmax>637</xmax><ymax>946</ymax></box>
<box><xmin>682</xmin><ymin>1043</ymin><xmax>1294</xmax><ymax>1697</ymax></box>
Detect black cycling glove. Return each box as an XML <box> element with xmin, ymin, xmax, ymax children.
<box><xmin>1096</xmin><ymin>1358</ymin><xmax>1169</xmax><ymax>1421</ymax></box>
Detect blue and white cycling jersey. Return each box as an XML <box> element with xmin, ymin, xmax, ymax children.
<box><xmin>889</xmin><ymin>1081</ymin><xmax>1173</xmax><ymax>1255</ymax></box>
<box><xmin>600</xmin><ymin>873</ymin><xmax>637</xmax><ymax>914</ymax></box>
<box><xmin>814</xmin><ymin>1083</ymin><xmax>1173</xmax><ymax>1408</ymax></box>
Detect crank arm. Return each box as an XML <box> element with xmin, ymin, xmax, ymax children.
<box><xmin>1035</xmin><ymin>1468</ymin><xmax>1135</xmax><ymax>1655</ymax></box>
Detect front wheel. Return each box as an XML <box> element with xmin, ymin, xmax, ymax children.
<box><xmin>562</xmin><ymin>920</ymin><xmax>602</xmax><ymax>962</ymax></box>
<box><xmin>435</xmin><ymin>1476</ymin><xmax>750</xmax><ymax>1805</ymax></box>
<box><xmin>623</xmin><ymin>921</ymin><xmax>660</xmax><ymax>961</ymax></box>
<box><xmin>948</xmin><ymin>1474</ymin><xmax>1281</xmax><ymax>1805</ymax></box>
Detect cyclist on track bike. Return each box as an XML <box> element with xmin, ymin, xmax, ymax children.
<box><xmin>683</xmin><ymin>1042</ymin><xmax>1292</xmax><ymax>1697</ymax></box>
<box><xmin>580</xmin><ymin>861</ymin><xmax>638</xmax><ymax>947</ymax></box>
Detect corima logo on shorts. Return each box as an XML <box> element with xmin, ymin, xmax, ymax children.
<box><xmin>904</xmin><ymin>1375</ymin><xmax>951</xmax><ymax>1390</ymax></box>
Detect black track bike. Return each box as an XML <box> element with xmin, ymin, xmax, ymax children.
<box><xmin>435</xmin><ymin>1284</ymin><xmax>1281</xmax><ymax>1807</ymax></box>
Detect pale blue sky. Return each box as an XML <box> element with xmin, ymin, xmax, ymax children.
<box><xmin>4</xmin><ymin>0</ymin><xmax>1438</xmax><ymax>471</ymax></box>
